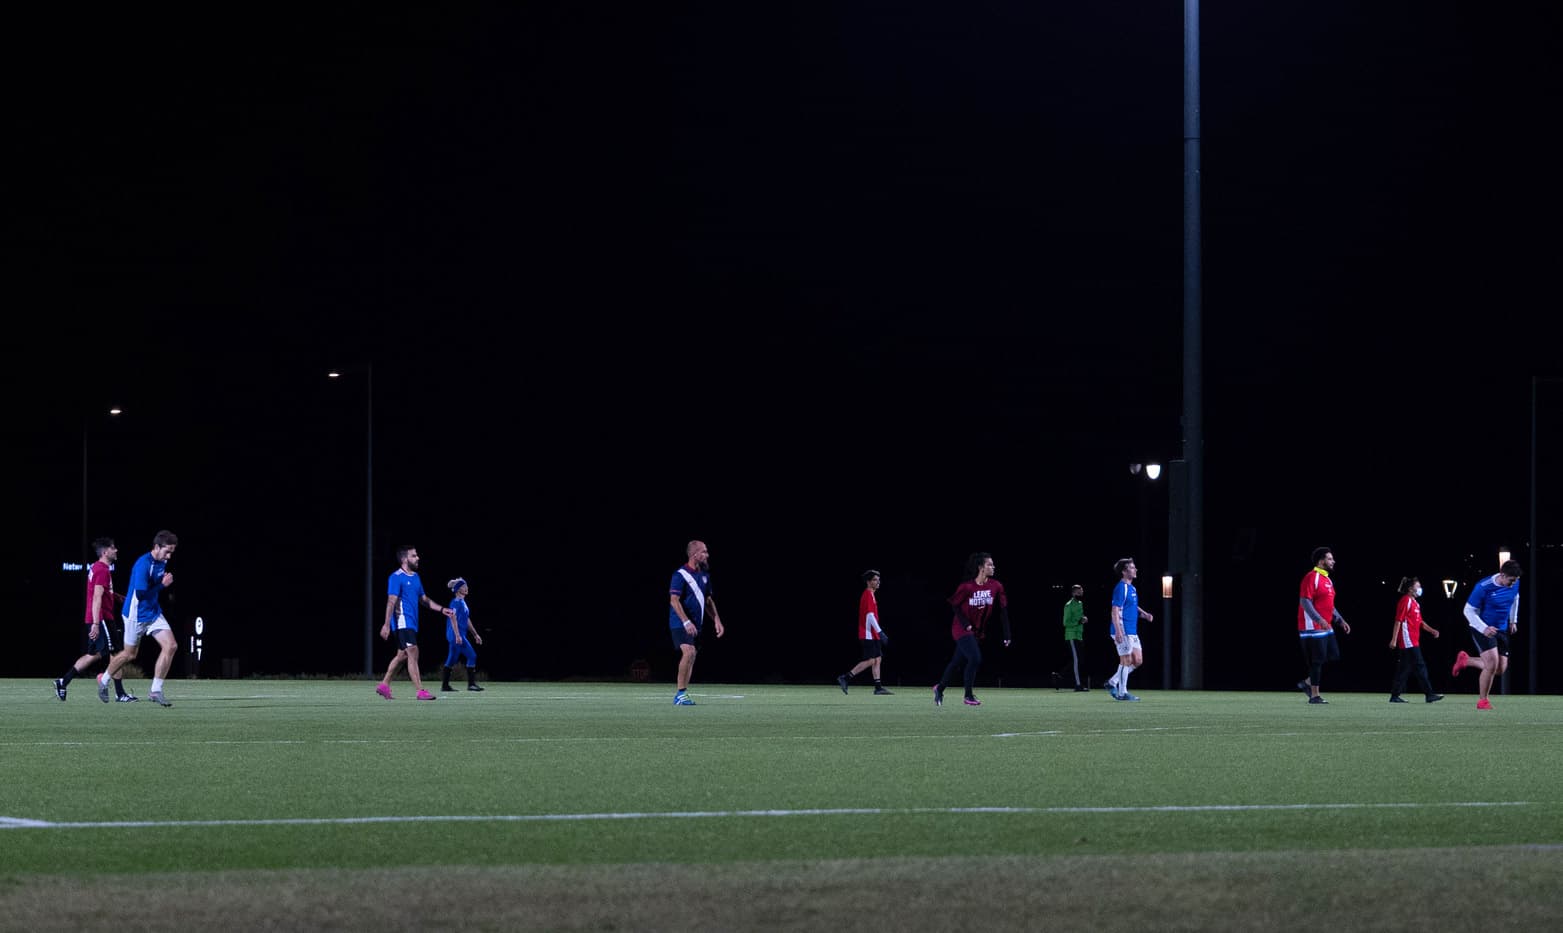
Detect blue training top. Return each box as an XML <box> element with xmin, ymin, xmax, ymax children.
<box><xmin>1466</xmin><ymin>574</ymin><xmax>1520</xmax><ymax>632</ymax></box>
<box><xmin>388</xmin><ymin>569</ymin><xmax>425</xmax><ymax>632</ymax></box>
<box><xmin>124</xmin><ymin>552</ymin><xmax>169</xmax><ymax>623</ymax></box>
<box><xmin>1111</xmin><ymin>580</ymin><xmax>1139</xmax><ymax>636</ymax></box>
<box><xmin>447</xmin><ymin>596</ymin><xmax>470</xmax><ymax>641</ymax></box>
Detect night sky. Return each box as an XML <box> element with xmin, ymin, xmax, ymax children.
<box><xmin>9</xmin><ymin>4</ymin><xmax>1560</xmax><ymax>693</ymax></box>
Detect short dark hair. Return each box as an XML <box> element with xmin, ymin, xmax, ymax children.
<box><xmin>1113</xmin><ymin>558</ymin><xmax>1134</xmax><ymax>575</ymax></box>
<box><xmin>862</xmin><ymin>569</ymin><xmax>880</xmax><ymax>584</ymax></box>
<box><xmin>1397</xmin><ymin>576</ymin><xmax>1420</xmax><ymax>595</ymax></box>
<box><xmin>1501</xmin><ymin>560</ymin><xmax>1523</xmax><ymax>577</ymax></box>
<box><xmin>965</xmin><ymin>552</ymin><xmax>992</xmax><ymax>578</ymax></box>
<box><xmin>91</xmin><ymin>537</ymin><xmax>115</xmax><ymax>559</ymax></box>
<box><xmin>153</xmin><ymin>530</ymin><xmax>178</xmax><ymax>548</ymax></box>
<box><xmin>1311</xmin><ymin>547</ymin><xmax>1332</xmax><ymax>566</ymax></box>
<box><xmin>396</xmin><ymin>545</ymin><xmax>415</xmax><ymax>563</ymax></box>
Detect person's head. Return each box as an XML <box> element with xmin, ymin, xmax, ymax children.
<box><xmin>1070</xmin><ymin>584</ymin><xmax>1083</xmax><ymax>599</ymax></box>
<box><xmin>862</xmin><ymin>569</ymin><xmax>881</xmax><ymax>590</ymax></box>
<box><xmin>966</xmin><ymin>552</ymin><xmax>995</xmax><ymax>579</ymax></box>
<box><xmin>396</xmin><ymin>545</ymin><xmax>420</xmax><ymax>571</ymax></box>
<box><xmin>1398</xmin><ymin>576</ymin><xmax>1422</xmax><ymax>596</ymax></box>
<box><xmin>151</xmin><ymin>530</ymin><xmax>178</xmax><ymax>561</ymax></box>
<box><xmin>686</xmin><ymin>540</ymin><xmax>709</xmax><ymax>570</ymax></box>
<box><xmin>448</xmin><ymin>577</ymin><xmax>468</xmax><ymax>597</ymax></box>
<box><xmin>1311</xmin><ymin>547</ymin><xmax>1334</xmax><ymax>571</ymax></box>
<box><xmin>92</xmin><ymin>537</ymin><xmax>117</xmax><ymax>562</ymax></box>
<box><xmin>1114</xmin><ymin>558</ymin><xmax>1137</xmax><ymax>580</ymax></box>
<box><xmin>1497</xmin><ymin>561</ymin><xmax>1523</xmax><ymax>587</ymax></box>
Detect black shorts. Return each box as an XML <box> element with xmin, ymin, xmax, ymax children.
<box><xmin>671</xmin><ymin>626</ymin><xmax>699</xmax><ymax>650</ymax></box>
<box><xmin>1301</xmin><ymin>636</ymin><xmax>1330</xmax><ymax>666</ymax></box>
<box><xmin>859</xmin><ymin>638</ymin><xmax>883</xmax><ymax>660</ymax></box>
<box><xmin>1470</xmin><ymin>629</ymin><xmax>1511</xmax><ymax>657</ymax></box>
<box><xmin>82</xmin><ymin>620</ymin><xmax>118</xmax><ymax>656</ymax></box>
<box><xmin>395</xmin><ymin>629</ymin><xmax>419</xmax><ymax>650</ymax></box>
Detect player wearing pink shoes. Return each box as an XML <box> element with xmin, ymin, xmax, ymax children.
<box><xmin>1451</xmin><ymin>560</ymin><xmax>1522</xmax><ymax>710</ymax></box>
<box><xmin>376</xmin><ymin>546</ymin><xmax>454</xmax><ymax>701</ymax></box>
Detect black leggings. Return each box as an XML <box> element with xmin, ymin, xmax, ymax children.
<box><xmin>1392</xmin><ymin>646</ymin><xmax>1435</xmax><ymax>698</ymax></box>
<box><xmin>939</xmin><ymin>635</ymin><xmax>983</xmax><ymax>696</ymax></box>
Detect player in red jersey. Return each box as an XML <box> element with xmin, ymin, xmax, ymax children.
<box><xmin>53</xmin><ymin>537</ymin><xmax>134</xmax><ymax>702</ymax></box>
<box><xmin>1297</xmin><ymin>547</ymin><xmax>1351</xmax><ymax>704</ymax></box>
<box><xmin>934</xmin><ymin>553</ymin><xmax>1011</xmax><ymax>707</ymax></box>
<box><xmin>837</xmin><ymin>570</ymin><xmax>891</xmax><ymax>695</ymax></box>
<box><xmin>1388</xmin><ymin>576</ymin><xmax>1443</xmax><ymax>703</ymax></box>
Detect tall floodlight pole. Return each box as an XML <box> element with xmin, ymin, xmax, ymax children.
<box><xmin>365</xmin><ymin>361</ymin><xmax>375</xmax><ymax>678</ymax></box>
<box><xmin>1181</xmin><ymin>0</ymin><xmax>1205</xmax><ymax>689</ymax></box>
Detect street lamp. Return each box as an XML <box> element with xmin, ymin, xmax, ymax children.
<box><xmin>329</xmin><ymin>364</ymin><xmax>374</xmax><ymax>678</ymax></box>
<box><xmin>1161</xmin><ymin>574</ymin><xmax>1174</xmax><ymax>690</ymax></box>
<box><xmin>81</xmin><ymin>406</ymin><xmax>123</xmax><ymax>560</ymax></box>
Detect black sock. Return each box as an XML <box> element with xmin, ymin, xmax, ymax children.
<box><xmin>873</xmin><ymin>680</ymin><xmax>882</xmax><ymax>687</ymax></box>
<box><xmin>114</xmin><ymin>679</ymin><xmax>127</xmax><ymax>697</ymax></box>
<box><xmin>61</xmin><ymin>669</ymin><xmax>77</xmax><ymax>685</ymax></box>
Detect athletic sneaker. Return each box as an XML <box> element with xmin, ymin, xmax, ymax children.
<box><xmin>149</xmin><ymin>692</ymin><xmax>172</xmax><ymax>707</ymax></box>
<box><xmin>873</xmin><ymin>686</ymin><xmax>893</xmax><ymax>695</ymax></box>
<box><xmin>1296</xmin><ymin>679</ymin><xmax>1311</xmax><ymax>696</ymax></box>
<box><xmin>837</xmin><ymin>674</ymin><xmax>850</xmax><ymax>695</ymax></box>
<box><xmin>1308</xmin><ymin>695</ymin><xmax>1328</xmax><ymax>705</ymax></box>
<box><xmin>97</xmin><ymin>674</ymin><xmax>111</xmax><ymax>703</ymax></box>
<box><xmin>467</xmin><ymin>683</ymin><xmax>485</xmax><ymax>692</ymax></box>
<box><xmin>375</xmin><ymin>683</ymin><xmax>393</xmax><ymax>700</ymax></box>
<box><xmin>116</xmin><ymin>693</ymin><xmax>139</xmax><ymax>703</ymax></box>
<box><xmin>963</xmin><ymin>696</ymin><xmax>981</xmax><ymax>706</ymax></box>
<box><xmin>1426</xmin><ymin>694</ymin><xmax>1445</xmax><ymax>703</ymax></box>
<box><xmin>1476</xmin><ymin>697</ymin><xmax>1493</xmax><ymax>710</ymax></box>
<box><xmin>440</xmin><ymin>684</ymin><xmax>456</xmax><ymax>692</ymax></box>
<box><xmin>1389</xmin><ymin>695</ymin><xmax>1408</xmax><ymax>703</ymax></box>
<box><xmin>1117</xmin><ymin>693</ymin><xmax>1141</xmax><ymax>702</ymax></box>
<box><xmin>53</xmin><ymin>679</ymin><xmax>67</xmax><ymax>701</ymax></box>
<box><xmin>673</xmin><ymin>692</ymin><xmax>696</xmax><ymax>706</ymax></box>
<box><xmin>933</xmin><ymin>686</ymin><xmax>944</xmax><ymax>707</ymax></box>
<box><xmin>1073</xmin><ymin>685</ymin><xmax>1090</xmax><ymax>692</ymax></box>
<box><xmin>1452</xmin><ymin>651</ymin><xmax>1470</xmax><ymax>676</ymax></box>
<box><xmin>414</xmin><ymin>689</ymin><xmax>436</xmax><ymax>701</ymax></box>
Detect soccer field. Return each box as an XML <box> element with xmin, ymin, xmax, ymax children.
<box><xmin>3</xmin><ymin>679</ymin><xmax>1561</xmax><ymax>932</ymax></box>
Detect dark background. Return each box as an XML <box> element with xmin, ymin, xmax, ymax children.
<box><xmin>7</xmin><ymin>3</ymin><xmax>1559</xmax><ymax>693</ymax></box>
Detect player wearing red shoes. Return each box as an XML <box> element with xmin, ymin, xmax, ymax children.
<box><xmin>1451</xmin><ymin>560</ymin><xmax>1522</xmax><ymax>710</ymax></box>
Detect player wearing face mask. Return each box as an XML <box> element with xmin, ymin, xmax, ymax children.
<box><xmin>1389</xmin><ymin>576</ymin><xmax>1444</xmax><ymax>704</ymax></box>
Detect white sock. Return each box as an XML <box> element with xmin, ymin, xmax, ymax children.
<box><xmin>1118</xmin><ymin>666</ymin><xmax>1131</xmax><ymax>695</ymax></box>
<box><xmin>1106</xmin><ymin>671</ymin><xmax>1119</xmax><ymax>687</ymax></box>
<box><xmin>151</xmin><ymin>677</ymin><xmax>165</xmax><ymax>694</ymax></box>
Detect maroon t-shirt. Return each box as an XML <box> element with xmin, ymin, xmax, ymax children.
<box><xmin>948</xmin><ymin>578</ymin><xmax>1007</xmax><ymax>640</ymax></box>
<box><xmin>83</xmin><ymin>561</ymin><xmax>116</xmax><ymax>624</ymax></box>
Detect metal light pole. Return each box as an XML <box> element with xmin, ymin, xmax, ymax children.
<box><xmin>1180</xmin><ymin>0</ymin><xmax>1205</xmax><ymax>689</ymax></box>
<box><xmin>330</xmin><ymin>366</ymin><xmax>375</xmax><ymax>677</ymax></box>
<box><xmin>81</xmin><ymin>407</ymin><xmax>123</xmax><ymax>560</ymax></box>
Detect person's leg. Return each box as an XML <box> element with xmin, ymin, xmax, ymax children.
<box><xmin>870</xmin><ymin>657</ymin><xmax>882</xmax><ymax>681</ymax></box>
<box><xmin>1477</xmin><ymin>647</ymin><xmax>1500</xmax><ymax>700</ymax></box>
<box><xmin>1391</xmin><ymin>648</ymin><xmax>1411</xmax><ymax>697</ymax></box>
<box><xmin>961</xmin><ymin>638</ymin><xmax>983</xmax><ymax>699</ymax></box>
<box><xmin>677</xmin><ymin>644</ymin><xmax>697</xmax><ymax>691</ymax></box>
<box><xmin>1069</xmin><ymin>640</ymin><xmax>1082</xmax><ymax>687</ymax></box>
<box><xmin>151</xmin><ymin>629</ymin><xmax>178</xmax><ymax>680</ymax></box>
<box><xmin>938</xmin><ymin>644</ymin><xmax>964</xmax><ymax>692</ymax></box>
<box><xmin>405</xmin><ymin>645</ymin><xmax>426</xmax><ymax>692</ymax></box>
<box><xmin>848</xmin><ymin>659</ymin><xmax>873</xmax><ymax>677</ymax></box>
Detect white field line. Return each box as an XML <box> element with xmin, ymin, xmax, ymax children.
<box><xmin>0</xmin><ymin>801</ymin><xmax>1531</xmax><ymax>831</ymax></box>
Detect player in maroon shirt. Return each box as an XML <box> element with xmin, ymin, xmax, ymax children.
<box><xmin>53</xmin><ymin>537</ymin><xmax>134</xmax><ymax>702</ymax></box>
<box><xmin>935</xmin><ymin>552</ymin><xmax>1011</xmax><ymax>707</ymax></box>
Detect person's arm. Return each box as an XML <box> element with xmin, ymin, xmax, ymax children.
<box><xmin>1111</xmin><ymin>604</ymin><xmax>1125</xmax><ymax>640</ymax></box>
<box><xmin>1420</xmin><ymin>619</ymin><xmax>1439</xmax><ymax>638</ymax></box>
<box><xmin>1299</xmin><ymin>597</ymin><xmax>1325</xmax><ymax>625</ymax></box>
<box><xmin>1463</xmin><ymin>599</ymin><xmax>1496</xmax><ymax>636</ymax></box>
<box><xmin>1331</xmin><ymin>608</ymin><xmax>1350</xmax><ymax>634</ymax></box>
<box><xmin>1509</xmin><ymin>593</ymin><xmax>1520</xmax><ymax>635</ymax></box>
<box><xmin>865</xmin><ymin>609</ymin><xmax>882</xmax><ymax>637</ymax></box>
<box><xmin>89</xmin><ymin>583</ymin><xmax>105</xmax><ymax>640</ymax></box>
<box><xmin>998</xmin><ymin>605</ymin><xmax>1011</xmax><ymax>645</ymax></box>
<box><xmin>382</xmin><ymin>595</ymin><xmax>398</xmax><ymax>639</ymax></box>
<box><xmin>1138</xmin><ymin>606</ymin><xmax>1154</xmax><ymax>623</ymax></box>
<box><xmin>707</xmin><ymin>596</ymin><xmax>724</xmax><ymax>638</ymax></box>
<box><xmin>670</xmin><ymin>593</ymin><xmax>698</xmax><ymax>636</ymax></box>
<box><xmin>420</xmin><ymin>593</ymin><xmax>455</xmax><ymax>620</ymax></box>
<box><xmin>466</xmin><ymin>616</ymin><xmax>482</xmax><ymax>645</ymax></box>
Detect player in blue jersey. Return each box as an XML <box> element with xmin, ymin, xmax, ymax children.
<box><xmin>1451</xmin><ymin>560</ymin><xmax>1522</xmax><ymax>710</ymax></box>
<box><xmin>97</xmin><ymin>530</ymin><xmax>179</xmax><ymax>707</ymax></box>
<box><xmin>1104</xmin><ymin>557</ymin><xmax>1153</xmax><ymax>701</ymax></box>
<box><xmin>376</xmin><ymin>546</ymin><xmax>455</xmax><ymax>701</ymax></box>
<box><xmin>440</xmin><ymin>577</ymin><xmax>484</xmax><ymax>692</ymax></box>
<box><xmin>669</xmin><ymin>540</ymin><xmax>725</xmax><ymax>706</ymax></box>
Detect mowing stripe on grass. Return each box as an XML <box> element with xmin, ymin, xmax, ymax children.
<box><xmin>0</xmin><ymin>800</ymin><xmax>1528</xmax><ymax>831</ymax></box>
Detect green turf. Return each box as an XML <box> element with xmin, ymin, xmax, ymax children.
<box><xmin>3</xmin><ymin>679</ymin><xmax>1560</xmax><ymax>930</ymax></box>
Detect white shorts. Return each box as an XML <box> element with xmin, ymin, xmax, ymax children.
<box><xmin>124</xmin><ymin>615</ymin><xmax>172</xmax><ymax>648</ymax></box>
<box><xmin>1114</xmin><ymin>634</ymin><xmax>1142</xmax><ymax>657</ymax></box>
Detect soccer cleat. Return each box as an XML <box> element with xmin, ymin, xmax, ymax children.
<box><xmin>467</xmin><ymin>683</ymin><xmax>485</xmax><ymax>692</ymax></box>
<box><xmin>933</xmin><ymin>686</ymin><xmax>944</xmax><ymax>707</ymax></box>
<box><xmin>963</xmin><ymin>696</ymin><xmax>981</xmax><ymax>706</ymax></box>
<box><xmin>149</xmin><ymin>692</ymin><xmax>172</xmax><ymax>707</ymax></box>
<box><xmin>97</xmin><ymin>674</ymin><xmax>111</xmax><ymax>703</ymax></box>
<box><xmin>1296</xmin><ymin>679</ymin><xmax>1311</xmax><ymax>696</ymax></box>
<box><xmin>1476</xmin><ymin>697</ymin><xmax>1493</xmax><ymax>710</ymax></box>
<box><xmin>1308</xmin><ymin>695</ymin><xmax>1328</xmax><ymax>705</ymax></box>
<box><xmin>1452</xmin><ymin>651</ymin><xmax>1469</xmax><ymax>677</ymax></box>
<box><xmin>873</xmin><ymin>686</ymin><xmax>893</xmax><ymax>695</ymax></box>
<box><xmin>1426</xmin><ymin>694</ymin><xmax>1445</xmax><ymax>703</ymax></box>
<box><xmin>673</xmin><ymin>692</ymin><xmax>696</xmax><ymax>706</ymax></box>
<box><xmin>116</xmin><ymin>693</ymin><xmax>139</xmax><ymax>703</ymax></box>
<box><xmin>375</xmin><ymin>683</ymin><xmax>393</xmax><ymax>700</ymax></box>
<box><xmin>1389</xmin><ymin>696</ymin><xmax>1407</xmax><ymax>703</ymax></box>
<box><xmin>837</xmin><ymin>674</ymin><xmax>850</xmax><ymax>695</ymax></box>
<box><xmin>1073</xmin><ymin>685</ymin><xmax>1090</xmax><ymax>692</ymax></box>
<box><xmin>1117</xmin><ymin>693</ymin><xmax>1141</xmax><ymax>702</ymax></box>
<box><xmin>53</xmin><ymin>679</ymin><xmax>67</xmax><ymax>701</ymax></box>
<box><xmin>440</xmin><ymin>684</ymin><xmax>456</xmax><ymax>692</ymax></box>
<box><xmin>415</xmin><ymin>689</ymin><xmax>436</xmax><ymax>701</ymax></box>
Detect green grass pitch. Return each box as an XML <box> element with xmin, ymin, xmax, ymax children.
<box><xmin>3</xmin><ymin>679</ymin><xmax>1560</xmax><ymax>931</ymax></box>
